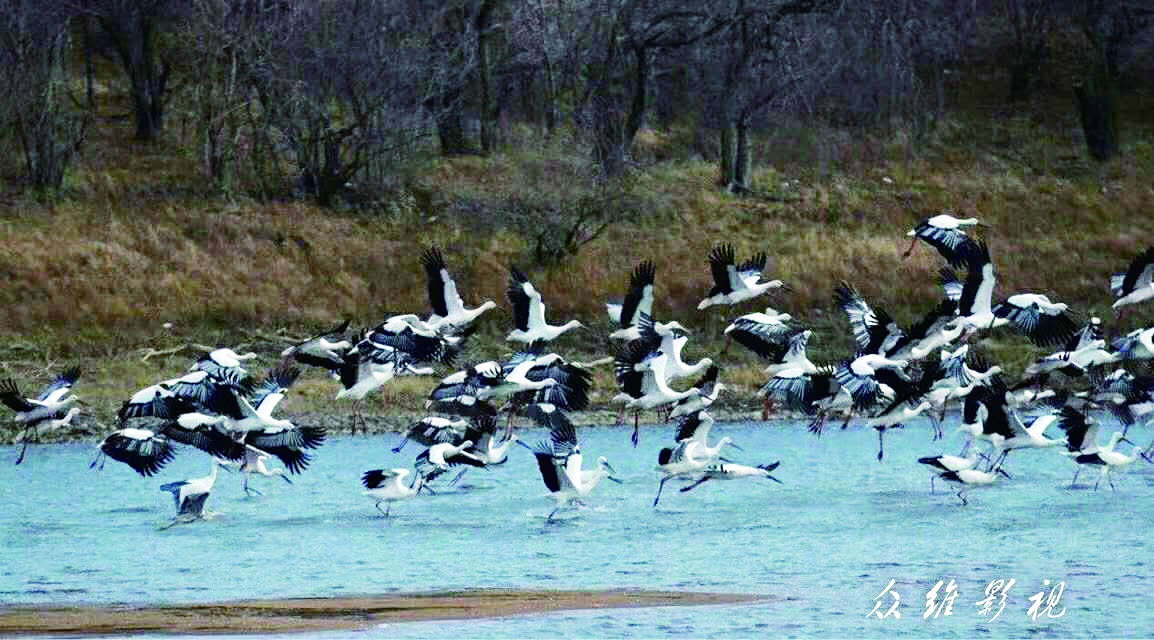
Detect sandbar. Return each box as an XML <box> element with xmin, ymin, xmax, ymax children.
<box><xmin>0</xmin><ymin>589</ymin><xmax>770</xmax><ymax>635</ymax></box>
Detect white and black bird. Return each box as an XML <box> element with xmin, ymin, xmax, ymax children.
<box><xmin>697</xmin><ymin>244</ymin><xmax>784</xmax><ymax>310</ymax></box>
<box><xmin>992</xmin><ymin>293</ymin><xmax>1078</xmax><ymax>347</ymax></box>
<box><xmin>676</xmin><ymin>461</ymin><xmax>783</xmax><ymax>495</ymax></box>
<box><xmin>613</xmin><ymin>340</ymin><xmax>699</xmax><ymax>446</ymax></box>
<box><xmin>653</xmin><ymin>410</ymin><xmax>742</xmax><ymax>507</ymax></box>
<box><xmin>761</xmin><ymin>365</ymin><xmax>851</xmax><ymax>433</ymax></box>
<box><xmin>391</xmin><ymin>416</ymin><xmax>470</xmax><ymax>453</ymax></box>
<box><xmin>1</xmin><ymin>367</ymin><xmax>82</xmax><ymax>464</ymax></box>
<box><xmin>936</xmin><ymin>465</ymin><xmax>1008</xmax><ymax>506</ymax></box>
<box><xmin>1113</xmin><ymin>326</ymin><xmax>1154</xmax><ymax>362</ymax></box>
<box><xmin>638</xmin><ymin>314</ymin><xmax>712</xmax><ymax>383</ymax></box>
<box><xmin>1111</xmin><ymin>247</ymin><xmax>1154</xmax><ymax>312</ymax></box>
<box><xmin>506</xmin><ymin>267</ymin><xmax>583</xmax><ymax>343</ymax></box>
<box><xmin>918</xmin><ymin>452</ymin><xmax>981</xmax><ymax>493</ymax></box>
<box><xmin>225</xmin><ymin>444</ymin><xmax>293</xmax><ymax>496</ymax></box>
<box><xmin>896</xmin><ymin>280</ymin><xmax>965</xmax><ymax>361</ymax></box>
<box><xmin>521</xmin><ymin>403</ymin><xmax>620</xmax><ymax>522</ymax></box>
<box><xmin>953</xmin><ymin>241</ymin><xmax>1005</xmax><ymax>339</ymax></box>
<box><xmin>607</xmin><ymin>260</ymin><xmax>674</xmax><ymax>341</ymax></box>
<box><xmin>280</xmin><ymin>319</ymin><xmax>352</xmax><ymax>374</ymax></box>
<box><xmin>91</xmin><ymin>427</ymin><xmax>177</xmax><ymax>476</ymax></box>
<box><xmin>190</xmin><ymin>348</ymin><xmax>258</xmax><ymax>384</ymax></box>
<box><xmin>959</xmin><ymin>376</ymin><xmax>1066</xmax><ymax>465</ymax></box>
<box><xmin>159</xmin><ymin>459</ymin><xmax>225</xmax><ymax>525</ymax></box>
<box><xmin>722</xmin><ymin>307</ymin><xmax>795</xmax><ymax>359</ymax></box>
<box><xmin>362</xmin><ymin>468</ymin><xmax>423</xmax><ymax>517</ymax></box>
<box><xmin>415</xmin><ymin>438</ymin><xmax>487</xmax><ymax>485</ymax></box>
<box><xmin>1057</xmin><ymin>406</ymin><xmax>1146</xmax><ymax>490</ymax></box>
<box><xmin>835</xmin><ymin>283</ymin><xmax>905</xmax><ymax>357</ymax></box>
<box><xmin>832</xmin><ymin>353</ymin><xmax>914</xmax><ymax>428</ymax></box>
<box><xmin>421</xmin><ymin>245</ymin><xmax>497</xmax><ymax>333</ymax></box>
<box><xmin>902</xmin><ymin>212</ymin><xmax>982</xmax><ymax>267</ymax></box>
<box><xmin>668</xmin><ymin>365</ymin><xmax>724</xmax><ymax>420</ymax></box>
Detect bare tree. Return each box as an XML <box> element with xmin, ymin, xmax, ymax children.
<box><xmin>999</xmin><ymin>0</ymin><xmax>1056</xmax><ymax>101</ymax></box>
<box><xmin>574</xmin><ymin>0</ymin><xmax>735</xmax><ymax>176</ymax></box>
<box><xmin>1071</xmin><ymin>0</ymin><xmax>1154</xmax><ymax>161</ymax></box>
<box><xmin>241</xmin><ymin>0</ymin><xmax>453</xmax><ymax>204</ymax></box>
<box><xmin>0</xmin><ymin>0</ymin><xmax>88</xmax><ymax>191</ymax></box>
<box><xmin>76</xmin><ymin>0</ymin><xmax>177</xmax><ymax>141</ymax></box>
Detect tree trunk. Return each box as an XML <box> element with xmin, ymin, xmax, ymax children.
<box><xmin>732</xmin><ymin>119</ymin><xmax>751</xmax><ymax>193</ymax></box>
<box><xmin>623</xmin><ymin>45</ymin><xmax>649</xmax><ymax>153</ymax></box>
<box><xmin>1074</xmin><ymin>71</ymin><xmax>1118</xmax><ymax>162</ymax></box>
<box><xmin>81</xmin><ymin>16</ymin><xmax>96</xmax><ymax>111</ymax></box>
<box><xmin>533</xmin><ymin>0</ymin><xmax>558</xmax><ymax>139</ymax></box>
<box><xmin>476</xmin><ymin>0</ymin><xmax>499</xmax><ymax>154</ymax></box>
<box><xmin>433</xmin><ymin>89</ymin><xmax>470</xmax><ymax>155</ymax></box>
<box><xmin>102</xmin><ymin>13</ymin><xmax>168</xmax><ymax>141</ymax></box>
<box><xmin>718</xmin><ymin>124</ymin><xmax>735</xmax><ymax>186</ymax></box>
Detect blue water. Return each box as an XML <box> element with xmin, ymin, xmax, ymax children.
<box><xmin>2</xmin><ymin>419</ymin><xmax>1153</xmax><ymax>638</ymax></box>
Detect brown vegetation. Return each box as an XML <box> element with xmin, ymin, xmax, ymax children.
<box><xmin>0</xmin><ymin>589</ymin><xmax>770</xmax><ymax>635</ymax></box>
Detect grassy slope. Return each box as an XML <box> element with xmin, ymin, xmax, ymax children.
<box><xmin>2</xmin><ymin>75</ymin><xmax>1154</xmax><ymax>442</ymax></box>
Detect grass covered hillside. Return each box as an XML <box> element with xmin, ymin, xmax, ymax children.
<box><xmin>2</xmin><ymin>74</ymin><xmax>1154</xmax><ymax>441</ymax></box>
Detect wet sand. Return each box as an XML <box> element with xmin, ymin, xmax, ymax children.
<box><xmin>0</xmin><ymin>589</ymin><xmax>770</xmax><ymax>635</ymax></box>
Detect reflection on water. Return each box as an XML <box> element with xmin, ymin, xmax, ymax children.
<box><xmin>2</xmin><ymin>419</ymin><xmax>1153</xmax><ymax>637</ymax></box>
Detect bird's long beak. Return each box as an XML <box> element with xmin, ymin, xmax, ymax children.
<box><xmin>1121</xmin><ymin>437</ymin><xmax>1136</xmax><ymax>446</ymax></box>
<box><xmin>996</xmin><ymin>468</ymin><xmax>1012</xmax><ymax>479</ymax></box>
<box><xmin>726</xmin><ymin>442</ymin><xmax>745</xmax><ymax>452</ymax></box>
<box><xmin>766</xmin><ymin>474</ymin><xmax>784</xmax><ymax>484</ymax></box>
<box><xmin>281</xmin><ymin>475</ymin><xmax>293</xmax><ymax>484</ymax></box>
<box><xmin>607</xmin><ymin>475</ymin><xmax>624</xmax><ymax>484</ymax></box>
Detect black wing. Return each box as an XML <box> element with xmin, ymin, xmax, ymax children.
<box><xmin>421</xmin><ymin>245</ymin><xmax>450</xmax><ymax>317</ymax></box>
<box><xmin>707</xmin><ymin>244</ymin><xmax>736</xmax><ymax>295</ymax></box>
<box><xmin>618</xmin><ymin>260</ymin><xmax>656</xmax><ymax>329</ymax></box>
<box><xmin>506</xmin><ymin>266</ymin><xmax>532</xmax><ymax>331</ymax></box>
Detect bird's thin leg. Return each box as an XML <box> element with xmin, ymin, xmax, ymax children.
<box><xmin>391</xmin><ymin>438</ymin><xmax>409</xmax><ymax>454</ymax></box>
<box><xmin>1108</xmin><ymin>472</ymin><xmax>1117</xmax><ymax>492</ymax></box>
<box><xmin>902</xmin><ymin>236</ymin><xmax>919</xmax><ymax>259</ymax></box>
<box><xmin>840</xmin><ymin>412</ymin><xmax>853</xmax><ymax>430</ymax></box>
<box><xmin>679</xmin><ymin>476</ymin><xmax>711</xmax><ymax>493</ymax></box>
<box><xmin>720</xmin><ymin>335</ymin><xmax>732</xmax><ymax>357</ymax></box>
<box><xmin>631</xmin><ymin>412</ymin><xmax>640</xmax><ymax>447</ymax></box>
<box><xmin>375</xmin><ymin>502</ymin><xmax>388</xmax><ymax>517</ymax></box>
<box><xmin>958</xmin><ymin>437</ymin><xmax>971</xmax><ymax>458</ymax></box>
<box><xmin>653</xmin><ymin>476</ymin><xmax>671</xmax><ymax>508</ymax></box>
<box><xmin>1070</xmin><ymin>468</ymin><xmax>1080</xmax><ymax>487</ymax></box>
<box><xmin>450</xmin><ymin>468</ymin><xmax>469</xmax><ymax>486</ymax></box>
<box><xmin>930</xmin><ymin>476</ymin><xmax>936</xmax><ymax>495</ymax></box>
<box><xmin>615</xmin><ymin>407</ymin><xmax>626</xmax><ymax>426</ymax></box>
<box><xmin>762</xmin><ymin>395</ymin><xmax>774</xmax><ymax>421</ymax></box>
<box><xmin>546</xmin><ymin>506</ymin><xmax>561</xmax><ymax>523</ymax></box>
<box><xmin>876</xmin><ymin>429</ymin><xmax>886</xmax><ymax>462</ymax></box>
<box><xmin>957</xmin><ymin>490</ymin><xmax>968</xmax><ymax>506</ymax></box>
<box><xmin>15</xmin><ymin>438</ymin><xmax>29</xmax><ymax>465</ymax></box>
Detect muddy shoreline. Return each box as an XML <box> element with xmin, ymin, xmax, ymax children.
<box><xmin>0</xmin><ymin>589</ymin><xmax>771</xmax><ymax>635</ymax></box>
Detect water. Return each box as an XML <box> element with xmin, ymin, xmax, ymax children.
<box><xmin>2</xmin><ymin>419</ymin><xmax>1153</xmax><ymax>638</ymax></box>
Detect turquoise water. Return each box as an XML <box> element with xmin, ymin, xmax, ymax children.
<box><xmin>2</xmin><ymin>419</ymin><xmax>1153</xmax><ymax>638</ymax></box>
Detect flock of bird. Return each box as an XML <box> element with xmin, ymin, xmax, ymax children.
<box><xmin>3</xmin><ymin>222</ymin><xmax>1154</xmax><ymax>522</ymax></box>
